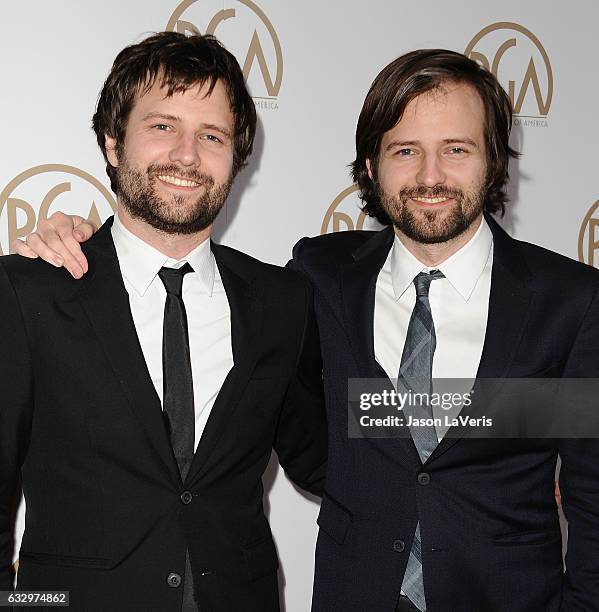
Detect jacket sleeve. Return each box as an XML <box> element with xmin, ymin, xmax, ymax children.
<box><xmin>0</xmin><ymin>261</ymin><xmax>34</xmax><ymax>590</ymax></box>
<box><xmin>273</xmin><ymin>268</ymin><xmax>327</xmax><ymax>497</ymax></box>
<box><xmin>558</xmin><ymin>284</ymin><xmax>599</xmax><ymax>610</ymax></box>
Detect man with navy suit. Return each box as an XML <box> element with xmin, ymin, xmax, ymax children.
<box><xmin>290</xmin><ymin>50</ymin><xmax>599</xmax><ymax>611</ymax></box>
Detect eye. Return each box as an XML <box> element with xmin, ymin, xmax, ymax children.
<box><xmin>396</xmin><ymin>148</ymin><xmax>414</xmax><ymax>157</ymax></box>
<box><xmin>152</xmin><ymin>124</ymin><xmax>171</xmax><ymax>131</ymax></box>
<box><xmin>448</xmin><ymin>146</ymin><xmax>467</xmax><ymax>155</ymax></box>
<box><xmin>202</xmin><ymin>134</ymin><xmax>223</xmax><ymax>143</ymax></box>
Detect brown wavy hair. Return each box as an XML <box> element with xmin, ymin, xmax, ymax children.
<box><xmin>352</xmin><ymin>49</ymin><xmax>519</xmax><ymax>225</ymax></box>
<box><xmin>92</xmin><ymin>32</ymin><xmax>256</xmax><ymax>194</ymax></box>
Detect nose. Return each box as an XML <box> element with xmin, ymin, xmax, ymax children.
<box><xmin>168</xmin><ymin>132</ymin><xmax>200</xmax><ymax>167</ymax></box>
<box><xmin>416</xmin><ymin>153</ymin><xmax>446</xmax><ymax>188</ymax></box>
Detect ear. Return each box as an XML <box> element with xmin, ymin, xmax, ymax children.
<box><xmin>105</xmin><ymin>134</ymin><xmax>119</xmax><ymax>167</ymax></box>
<box><xmin>366</xmin><ymin>158</ymin><xmax>373</xmax><ymax>181</ymax></box>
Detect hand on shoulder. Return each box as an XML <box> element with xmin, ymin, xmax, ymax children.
<box><xmin>11</xmin><ymin>211</ymin><xmax>96</xmax><ymax>278</ymax></box>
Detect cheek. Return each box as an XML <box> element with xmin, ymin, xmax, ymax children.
<box><xmin>466</xmin><ymin>164</ymin><xmax>488</xmax><ymax>189</ymax></box>
<box><xmin>377</xmin><ymin>160</ymin><xmax>411</xmax><ymax>192</ymax></box>
<box><xmin>205</xmin><ymin>150</ymin><xmax>234</xmax><ymax>181</ymax></box>
<box><xmin>446</xmin><ymin>161</ymin><xmax>486</xmax><ymax>189</ymax></box>
<box><xmin>125</xmin><ymin>135</ymin><xmax>169</xmax><ymax>166</ymax></box>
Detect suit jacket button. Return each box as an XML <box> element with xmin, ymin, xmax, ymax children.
<box><xmin>418</xmin><ymin>472</ymin><xmax>431</xmax><ymax>486</ymax></box>
<box><xmin>393</xmin><ymin>539</ymin><xmax>405</xmax><ymax>553</ymax></box>
<box><xmin>181</xmin><ymin>491</ymin><xmax>193</xmax><ymax>505</ymax></box>
<box><xmin>167</xmin><ymin>572</ymin><xmax>182</xmax><ymax>588</ymax></box>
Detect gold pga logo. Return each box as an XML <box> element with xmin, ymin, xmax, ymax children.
<box><xmin>167</xmin><ymin>0</ymin><xmax>282</xmax><ymax>108</ymax></box>
<box><xmin>578</xmin><ymin>200</ymin><xmax>599</xmax><ymax>267</ymax></box>
<box><xmin>321</xmin><ymin>185</ymin><xmax>384</xmax><ymax>235</ymax></box>
<box><xmin>465</xmin><ymin>22</ymin><xmax>552</xmax><ymax>124</ymax></box>
<box><xmin>0</xmin><ymin>165</ymin><xmax>116</xmax><ymax>255</ymax></box>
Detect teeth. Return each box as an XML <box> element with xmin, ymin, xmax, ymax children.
<box><xmin>413</xmin><ymin>197</ymin><xmax>450</xmax><ymax>204</ymax></box>
<box><xmin>157</xmin><ymin>175</ymin><xmax>200</xmax><ymax>188</ymax></box>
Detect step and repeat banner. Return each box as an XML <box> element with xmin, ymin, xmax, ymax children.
<box><xmin>2</xmin><ymin>1</ymin><xmax>598</xmax><ymax>609</ymax></box>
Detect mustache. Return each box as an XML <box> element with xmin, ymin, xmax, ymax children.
<box><xmin>147</xmin><ymin>164</ymin><xmax>214</xmax><ymax>185</ymax></box>
<box><xmin>398</xmin><ymin>185</ymin><xmax>464</xmax><ymax>203</ymax></box>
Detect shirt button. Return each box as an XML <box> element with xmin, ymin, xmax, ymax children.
<box><xmin>167</xmin><ymin>572</ymin><xmax>182</xmax><ymax>588</ymax></box>
<box><xmin>418</xmin><ymin>472</ymin><xmax>431</xmax><ymax>486</ymax></box>
<box><xmin>180</xmin><ymin>491</ymin><xmax>193</xmax><ymax>505</ymax></box>
<box><xmin>393</xmin><ymin>539</ymin><xmax>405</xmax><ymax>553</ymax></box>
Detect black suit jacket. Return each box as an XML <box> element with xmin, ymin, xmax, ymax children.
<box><xmin>291</xmin><ymin>217</ymin><xmax>599</xmax><ymax>612</ymax></box>
<box><xmin>0</xmin><ymin>219</ymin><xmax>327</xmax><ymax>611</ymax></box>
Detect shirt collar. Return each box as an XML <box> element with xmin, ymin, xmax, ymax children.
<box><xmin>391</xmin><ymin>217</ymin><xmax>493</xmax><ymax>301</ymax></box>
<box><xmin>111</xmin><ymin>213</ymin><xmax>216</xmax><ymax>297</ymax></box>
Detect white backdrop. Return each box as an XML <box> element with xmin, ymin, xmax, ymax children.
<box><xmin>2</xmin><ymin>1</ymin><xmax>598</xmax><ymax>609</ymax></box>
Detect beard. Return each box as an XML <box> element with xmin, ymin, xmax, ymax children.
<box><xmin>115</xmin><ymin>158</ymin><xmax>233</xmax><ymax>235</ymax></box>
<box><xmin>379</xmin><ymin>181</ymin><xmax>486</xmax><ymax>244</ymax></box>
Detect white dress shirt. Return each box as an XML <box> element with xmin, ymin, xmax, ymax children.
<box><xmin>374</xmin><ymin>218</ymin><xmax>493</xmax><ymax>441</ymax></box>
<box><xmin>111</xmin><ymin>214</ymin><xmax>233</xmax><ymax>450</ymax></box>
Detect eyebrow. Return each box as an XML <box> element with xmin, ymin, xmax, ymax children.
<box><xmin>142</xmin><ymin>112</ymin><xmax>180</xmax><ymax>123</ymax></box>
<box><xmin>202</xmin><ymin>123</ymin><xmax>232</xmax><ymax>139</ymax></box>
<box><xmin>385</xmin><ymin>137</ymin><xmax>480</xmax><ymax>151</ymax></box>
<box><xmin>141</xmin><ymin>113</ymin><xmax>232</xmax><ymax>138</ymax></box>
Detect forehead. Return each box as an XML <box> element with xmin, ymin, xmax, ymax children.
<box><xmin>130</xmin><ymin>78</ymin><xmax>234</xmax><ymax>124</ymax></box>
<box><xmin>385</xmin><ymin>82</ymin><xmax>486</xmax><ymax>141</ymax></box>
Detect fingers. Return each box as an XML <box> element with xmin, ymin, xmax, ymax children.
<box><xmin>35</xmin><ymin>216</ymin><xmax>85</xmax><ymax>279</ymax></box>
<box><xmin>12</xmin><ymin>211</ymin><xmax>98</xmax><ymax>279</ymax></box>
<box><xmin>29</xmin><ymin>211</ymin><xmax>92</xmax><ymax>278</ymax></box>
<box><xmin>72</xmin><ymin>217</ymin><xmax>97</xmax><ymax>244</ymax></box>
<box><xmin>10</xmin><ymin>238</ymin><xmax>61</xmax><ymax>262</ymax></box>
<box><xmin>22</xmin><ymin>232</ymin><xmax>66</xmax><ymax>268</ymax></box>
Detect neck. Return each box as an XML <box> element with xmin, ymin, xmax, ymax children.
<box><xmin>117</xmin><ymin>206</ymin><xmax>212</xmax><ymax>260</ymax></box>
<box><xmin>395</xmin><ymin>214</ymin><xmax>483</xmax><ymax>267</ymax></box>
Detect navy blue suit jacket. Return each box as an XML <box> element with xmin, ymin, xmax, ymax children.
<box><xmin>292</xmin><ymin>216</ymin><xmax>599</xmax><ymax>612</ymax></box>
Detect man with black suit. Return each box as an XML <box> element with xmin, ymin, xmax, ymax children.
<box><xmin>290</xmin><ymin>50</ymin><xmax>599</xmax><ymax>611</ymax></box>
<box><xmin>0</xmin><ymin>32</ymin><xmax>327</xmax><ymax>611</ymax></box>
<box><xmin>15</xmin><ymin>50</ymin><xmax>599</xmax><ymax>611</ymax></box>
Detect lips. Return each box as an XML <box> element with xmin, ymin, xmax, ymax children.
<box><xmin>157</xmin><ymin>175</ymin><xmax>202</xmax><ymax>188</ymax></box>
<box><xmin>399</xmin><ymin>188</ymin><xmax>463</xmax><ymax>207</ymax></box>
<box><xmin>409</xmin><ymin>195</ymin><xmax>456</xmax><ymax>208</ymax></box>
<box><xmin>411</xmin><ymin>196</ymin><xmax>453</xmax><ymax>204</ymax></box>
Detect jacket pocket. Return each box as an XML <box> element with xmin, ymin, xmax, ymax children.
<box><xmin>20</xmin><ymin>551</ymin><xmax>110</xmax><ymax>568</ymax></box>
<box><xmin>492</xmin><ymin>528</ymin><xmax>561</xmax><ymax>546</ymax></box>
<box><xmin>317</xmin><ymin>492</ymin><xmax>353</xmax><ymax>545</ymax></box>
<box><xmin>242</xmin><ymin>536</ymin><xmax>279</xmax><ymax>581</ymax></box>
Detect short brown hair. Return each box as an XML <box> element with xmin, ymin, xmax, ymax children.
<box><xmin>352</xmin><ymin>49</ymin><xmax>518</xmax><ymax>224</ymax></box>
<box><xmin>92</xmin><ymin>32</ymin><xmax>256</xmax><ymax>194</ymax></box>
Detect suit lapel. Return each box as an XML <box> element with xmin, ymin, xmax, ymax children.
<box><xmin>185</xmin><ymin>243</ymin><xmax>264</xmax><ymax>485</ymax></box>
<box><xmin>341</xmin><ymin>227</ymin><xmax>394</xmax><ymax>378</ymax></box>
<box><xmin>76</xmin><ymin>219</ymin><xmax>179</xmax><ymax>483</ymax></box>
<box><xmin>341</xmin><ymin>227</ymin><xmax>422</xmax><ymax>468</ymax></box>
<box><xmin>428</xmin><ymin>215</ymin><xmax>534</xmax><ymax>462</ymax></box>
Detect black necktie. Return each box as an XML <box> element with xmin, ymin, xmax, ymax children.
<box><xmin>158</xmin><ymin>264</ymin><xmax>198</xmax><ymax>611</ymax></box>
<box><xmin>158</xmin><ymin>263</ymin><xmax>195</xmax><ymax>481</ymax></box>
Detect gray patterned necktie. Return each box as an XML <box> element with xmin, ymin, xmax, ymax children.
<box><xmin>399</xmin><ymin>270</ymin><xmax>444</xmax><ymax>612</ymax></box>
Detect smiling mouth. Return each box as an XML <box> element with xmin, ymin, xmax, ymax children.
<box><xmin>411</xmin><ymin>196</ymin><xmax>454</xmax><ymax>205</ymax></box>
<box><xmin>157</xmin><ymin>175</ymin><xmax>202</xmax><ymax>189</ymax></box>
